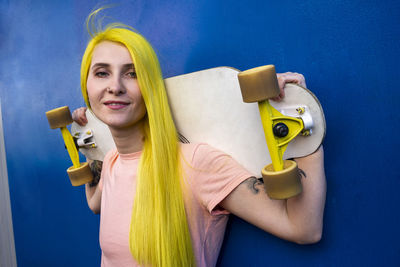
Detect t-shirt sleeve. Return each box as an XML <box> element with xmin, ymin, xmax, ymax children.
<box><xmin>190</xmin><ymin>143</ymin><xmax>253</xmax><ymax>215</ymax></box>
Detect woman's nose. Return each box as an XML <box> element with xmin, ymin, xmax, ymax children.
<box><xmin>107</xmin><ymin>77</ymin><xmax>126</xmax><ymax>95</ymax></box>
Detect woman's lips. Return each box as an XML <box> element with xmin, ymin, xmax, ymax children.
<box><xmin>104</xmin><ymin>101</ymin><xmax>129</xmax><ymax>110</ymax></box>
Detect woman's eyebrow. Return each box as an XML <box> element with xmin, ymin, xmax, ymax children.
<box><xmin>91</xmin><ymin>63</ymin><xmax>109</xmax><ymax>70</ymax></box>
<box><xmin>122</xmin><ymin>63</ymin><xmax>135</xmax><ymax>70</ymax></box>
<box><xmin>90</xmin><ymin>63</ymin><xmax>135</xmax><ymax>70</ymax></box>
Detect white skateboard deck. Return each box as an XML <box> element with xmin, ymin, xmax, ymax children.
<box><xmin>71</xmin><ymin>67</ymin><xmax>325</xmax><ymax>176</ymax></box>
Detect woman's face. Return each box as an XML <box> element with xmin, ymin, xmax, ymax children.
<box><xmin>86</xmin><ymin>41</ymin><xmax>146</xmax><ymax>130</ymax></box>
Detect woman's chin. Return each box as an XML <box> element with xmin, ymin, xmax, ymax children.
<box><xmin>106</xmin><ymin>118</ymin><xmax>146</xmax><ymax>132</ymax></box>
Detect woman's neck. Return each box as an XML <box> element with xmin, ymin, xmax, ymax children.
<box><xmin>109</xmin><ymin>120</ymin><xmax>145</xmax><ymax>154</ymax></box>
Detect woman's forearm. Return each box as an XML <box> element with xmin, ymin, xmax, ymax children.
<box><xmin>85</xmin><ymin>160</ymin><xmax>103</xmax><ymax>214</ymax></box>
<box><xmin>85</xmin><ymin>183</ymin><xmax>102</xmax><ymax>214</ymax></box>
<box><xmin>286</xmin><ymin>145</ymin><xmax>326</xmax><ymax>244</ymax></box>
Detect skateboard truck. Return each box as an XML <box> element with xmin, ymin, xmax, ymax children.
<box><xmin>46</xmin><ymin>106</ymin><xmax>93</xmax><ymax>186</ymax></box>
<box><xmin>73</xmin><ymin>130</ymin><xmax>97</xmax><ymax>149</ymax></box>
<box><xmin>238</xmin><ymin>65</ymin><xmax>309</xmax><ymax>199</ymax></box>
<box><xmin>279</xmin><ymin>106</ymin><xmax>314</xmax><ymax>136</ymax></box>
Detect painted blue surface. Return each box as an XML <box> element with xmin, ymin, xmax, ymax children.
<box><xmin>0</xmin><ymin>0</ymin><xmax>399</xmax><ymax>266</ymax></box>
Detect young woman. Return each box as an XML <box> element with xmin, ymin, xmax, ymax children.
<box><xmin>73</xmin><ymin>10</ymin><xmax>326</xmax><ymax>267</ymax></box>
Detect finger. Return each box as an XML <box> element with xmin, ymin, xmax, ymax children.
<box><xmin>77</xmin><ymin>117</ymin><xmax>86</xmax><ymax>126</ymax></box>
<box><xmin>79</xmin><ymin>108</ymin><xmax>88</xmax><ymax>125</ymax></box>
<box><xmin>279</xmin><ymin>87</ymin><xmax>285</xmax><ymax>98</ymax></box>
<box><xmin>72</xmin><ymin>107</ymin><xmax>88</xmax><ymax>126</ymax></box>
<box><xmin>276</xmin><ymin>75</ymin><xmax>286</xmax><ymax>100</ymax></box>
<box><xmin>283</xmin><ymin>72</ymin><xmax>307</xmax><ymax>87</ymax></box>
<box><xmin>81</xmin><ymin>110</ymin><xmax>88</xmax><ymax>124</ymax></box>
<box><xmin>79</xmin><ymin>118</ymin><xmax>88</xmax><ymax>126</ymax></box>
<box><xmin>271</xmin><ymin>95</ymin><xmax>282</xmax><ymax>102</ymax></box>
<box><xmin>72</xmin><ymin>108</ymin><xmax>83</xmax><ymax>120</ymax></box>
<box><xmin>79</xmin><ymin>117</ymin><xmax>88</xmax><ymax>125</ymax></box>
<box><xmin>81</xmin><ymin>108</ymin><xmax>88</xmax><ymax>124</ymax></box>
<box><xmin>72</xmin><ymin>110</ymin><xmax>79</xmax><ymax>121</ymax></box>
<box><xmin>300</xmin><ymin>76</ymin><xmax>307</xmax><ymax>88</ymax></box>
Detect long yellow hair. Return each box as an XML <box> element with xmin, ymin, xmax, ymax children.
<box><xmin>80</xmin><ymin>9</ymin><xmax>195</xmax><ymax>267</ymax></box>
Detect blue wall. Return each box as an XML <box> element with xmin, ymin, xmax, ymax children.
<box><xmin>1</xmin><ymin>0</ymin><xmax>399</xmax><ymax>266</ymax></box>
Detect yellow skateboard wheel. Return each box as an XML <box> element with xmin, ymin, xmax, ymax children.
<box><xmin>238</xmin><ymin>65</ymin><xmax>281</xmax><ymax>103</ymax></box>
<box><xmin>67</xmin><ymin>162</ymin><xmax>93</xmax><ymax>186</ymax></box>
<box><xmin>46</xmin><ymin>106</ymin><xmax>73</xmax><ymax>129</ymax></box>
<box><xmin>261</xmin><ymin>160</ymin><xmax>302</xmax><ymax>199</ymax></box>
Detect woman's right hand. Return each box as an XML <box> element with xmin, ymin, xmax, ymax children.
<box><xmin>72</xmin><ymin>107</ymin><xmax>88</xmax><ymax>126</ymax></box>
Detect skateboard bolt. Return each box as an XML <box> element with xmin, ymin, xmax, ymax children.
<box><xmin>296</xmin><ymin>107</ymin><xmax>305</xmax><ymax>115</ymax></box>
<box><xmin>273</xmin><ymin>123</ymin><xmax>289</xmax><ymax>137</ymax></box>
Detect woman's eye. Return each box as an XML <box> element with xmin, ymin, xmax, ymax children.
<box><xmin>95</xmin><ymin>71</ymin><xmax>109</xmax><ymax>78</ymax></box>
<box><xmin>126</xmin><ymin>71</ymin><xmax>137</xmax><ymax>78</ymax></box>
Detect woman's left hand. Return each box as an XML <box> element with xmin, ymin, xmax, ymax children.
<box><xmin>273</xmin><ymin>72</ymin><xmax>307</xmax><ymax>101</ymax></box>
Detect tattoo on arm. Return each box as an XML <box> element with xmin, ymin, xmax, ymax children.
<box><xmin>298</xmin><ymin>168</ymin><xmax>307</xmax><ymax>179</ymax></box>
<box><xmin>178</xmin><ymin>133</ymin><xmax>190</xmax><ymax>144</ymax></box>
<box><xmin>240</xmin><ymin>167</ymin><xmax>305</xmax><ymax>195</ymax></box>
<box><xmin>290</xmin><ymin>158</ymin><xmax>307</xmax><ymax>179</ymax></box>
<box><xmin>240</xmin><ymin>177</ymin><xmax>265</xmax><ymax>195</ymax></box>
<box><xmin>89</xmin><ymin>160</ymin><xmax>103</xmax><ymax>187</ymax></box>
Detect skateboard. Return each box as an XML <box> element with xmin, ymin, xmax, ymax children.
<box><xmin>46</xmin><ymin>106</ymin><xmax>93</xmax><ymax>186</ymax></box>
<box><xmin>49</xmin><ymin>66</ymin><xmax>326</xmax><ymax>199</ymax></box>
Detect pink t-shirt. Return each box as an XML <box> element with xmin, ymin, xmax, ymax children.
<box><xmin>98</xmin><ymin>143</ymin><xmax>253</xmax><ymax>267</ymax></box>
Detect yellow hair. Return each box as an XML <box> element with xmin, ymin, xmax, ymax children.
<box><xmin>80</xmin><ymin>9</ymin><xmax>195</xmax><ymax>267</ymax></box>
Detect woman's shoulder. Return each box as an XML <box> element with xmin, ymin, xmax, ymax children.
<box><xmin>180</xmin><ymin>142</ymin><xmax>229</xmax><ymax>166</ymax></box>
<box><xmin>180</xmin><ymin>142</ymin><xmax>211</xmax><ymax>155</ymax></box>
<box><xmin>103</xmin><ymin>148</ymin><xmax>119</xmax><ymax>163</ymax></box>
